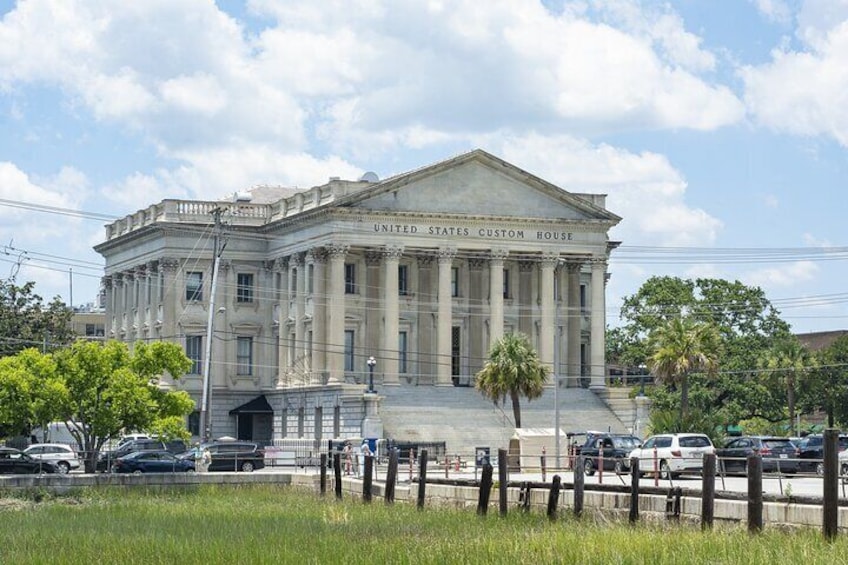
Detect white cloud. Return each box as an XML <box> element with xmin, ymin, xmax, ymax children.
<box><xmin>741</xmin><ymin>260</ymin><xmax>820</xmax><ymax>288</ymax></box>
<box><xmin>483</xmin><ymin>132</ymin><xmax>723</xmax><ymax>247</ymax></box>
<box><xmin>750</xmin><ymin>0</ymin><xmax>794</xmax><ymax>25</ymax></box>
<box><xmin>802</xmin><ymin>232</ymin><xmax>833</xmax><ymax>247</ymax></box>
<box><xmin>742</xmin><ymin>4</ymin><xmax>848</xmax><ymax>146</ymax></box>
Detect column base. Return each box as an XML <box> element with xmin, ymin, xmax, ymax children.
<box><xmin>589</xmin><ymin>383</ymin><xmax>607</xmax><ymax>392</ymax></box>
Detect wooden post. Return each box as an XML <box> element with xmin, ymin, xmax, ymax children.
<box><xmin>385</xmin><ymin>448</ymin><xmax>398</xmax><ymax>504</ymax></box>
<box><xmin>574</xmin><ymin>455</ymin><xmax>584</xmax><ymax>518</ymax></box>
<box><xmin>520</xmin><ymin>481</ymin><xmax>531</xmax><ymax>512</ymax></box>
<box><xmin>445</xmin><ymin>454</ymin><xmax>449</xmax><ymax>479</ymax></box>
<box><xmin>477</xmin><ymin>462</ymin><xmax>493</xmax><ymax>516</ymax></box>
<box><xmin>320</xmin><ymin>453</ymin><xmax>327</xmax><ymax>496</ymax></box>
<box><xmin>363</xmin><ymin>454</ymin><xmax>373</xmax><ymax>503</ymax></box>
<box><xmin>498</xmin><ymin>448</ymin><xmax>508</xmax><ymax>517</ymax></box>
<box><xmin>333</xmin><ymin>452</ymin><xmax>342</xmax><ymax>500</ymax></box>
<box><xmin>629</xmin><ymin>456</ymin><xmax>639</xmax><ymax>524</ymax></box>
<box><xmin>417</xmin><ymin>448</ymin><xmax>428</xmax><ymax>510</ymax></box>
<box><xmin>823</xmin><ymin>428</ymin><xmax>839</xmax><ymax>541</ymax></box>
<box><xmin>701</xmin><ymin>453</ymin><xmax>716</xmax><ymax>530</ymax></box>
<box><xmin>541</xmin><ymin>446</ymin><xmax>547</xmax><ymax>483</ymax></box>
<box><xmin>747</xmin><ymin>454</ymin><xmax>763</xmax><ymax>534</ymax></box>
<box><xmin>547</xmin><ymin>474</ymin><xmax>561</xmax><ymax>520</ymax></box>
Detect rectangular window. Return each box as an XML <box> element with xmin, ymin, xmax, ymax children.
<box><xmin>237</xmin><ymin>336</ymin><xmax>253</xmax><ymax>375</ymax></box>
<box><xmin>333</xmin><ymin>406</ymin><xmax>340</xmax><ymax>438</ymax></box>
<box><xmin>580</xmin><ymin>284</ymin><xmax>587</xmax><ymax>315</ymax></box>
<box><xmin>281</xmin><ymin>408</ymin><xmax>288</xmax><ymax>439</ymax></box>
<box><xmin>314</xmin><ymin>407</ymin><xmax>323</xmax><ymax>440</ymax></box>
<box><xmin>308</xmin><ymin>264</ymin><xmax>314</xmax><ymax>294</ymax></box>
<box><xmin>451</xmin><ymin>267</ymin><xmax>459</xmax><ymax>297</ymax></box>
<box><xmin>236</xmin><ymin>273</ymin><xmax>254</xmax><ymax>303</ymax></box>
<box><xmin>188</xmin><ymin>411</ymin><xmax>200</xmax><ymax>436</ymax></box>
<box><xmin>451</xmin><ymin>326</ymin><xmax>461</xmax><ymax>377</ymax></box>
<box><xmin>297</xmin><ymin>407</ymin><xmax>304</xmax><ymax>438</ymax></box>
<box><xmin>398</xmin><ymin>265</ymin><xmax>409</xmax><ymax>296</ymax></box>
<box><xmin>344</xmin><ymin>263</ymin><xmax>356</xmax><ymax>294</ymax></box>
<box><xmin>185</xmin><ymin>272</ymin><xmax>203</xmax><ymax>301</ymax></box>
<box><xmin>503</xmin><ymin>268</ymin><xmax>510</xmax><ymax>299</ymax></box>
<box><xmin>399</xmin><ymin>331</ymin><xmax>408</xmax><ymax>374</ymax></box>
<box><xmin>344</xmin><ymin>330</ymin><xmax>354</xmax><ymax>372</ymax></box>
<box><xmin>186</xmin><ymin>335</ymin><xmax>202</xmax><ymax>375</ymax></box>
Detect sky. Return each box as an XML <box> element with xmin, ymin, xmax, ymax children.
<box><xmin>0</xmin><ymin>0</ymin><xmax>846</xmax><ymax>335</ymax></box>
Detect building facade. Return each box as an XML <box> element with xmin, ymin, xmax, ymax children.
<box><xmin>95</xmin><ymin>150</ymin><xmax>621</xmax><ymax>445</ymax></box>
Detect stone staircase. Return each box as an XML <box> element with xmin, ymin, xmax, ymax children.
<box><xmin>376</xmin><ymin>383</ymin><xmax>627</xmax><ymax>455</ymax></box>
<box><xmin>595</xmin><ymin>386</ymin><xmax>639</xmax><ymax>434</ymax></box>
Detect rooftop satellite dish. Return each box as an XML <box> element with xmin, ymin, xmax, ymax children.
<box><xmin>359</xmin><ymin>171</ymin><xmax>379</xmax><ymax>183</ymax></box>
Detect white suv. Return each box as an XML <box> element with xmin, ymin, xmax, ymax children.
<box><xmin>628</xmin><ymin>433</ymin><xmax>715</xmax><ymax>479</ymax></box>
<box><xmin>24</xmin><ymin>443</ymin><xmax>81</xmax><ymax>474</ymax></box>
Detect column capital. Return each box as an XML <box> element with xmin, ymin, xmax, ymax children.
<box><xmin>565</xmin><ymin>260</ymin><xmax>584</xmax><ymax>274</ymax></box>
<box><xmin>415</xmin><ymin>252</ymin><xmax>435</xmax><ymax>267</ymax></box>
<box><xmin>291</xmin><ymin>252</ymin><xmax>306</xmax><ymax>267</ymax></box>
<box><xmin>365</xmin><ymin>249</ymin><xmax>382</xmax><ymax>266</ymax></box>
<box><xmin>146</xmin><ymin>260</ymin><xmax>159</xmax><ymax>274</ymax></box>
<box><xmin>134</xmin><ymin>265</ymin><xmax>147</xmax><ymax>278</ymax></box>
<box><xmin>518</xmin><ymin>260</ymin><xmax>535</xmax><ymax>273</ymax></box>
<box><xmin>102</xmin><ymin>275</ymin><xmax>113</xmax><ymax>289</ymax></box>
<box><xmin>490</xmin><ymin>249</ymin><xmax>509</xmax><ymax>263</ymax></box>
<box><xmin>468</xmin><ymin>256</ymin><xmax>487</xmax><ymax>270</ymax></box>
<box><xmin>437</xmin><ymin>247</ymin><xmax>456</xmax><ymax>264</ymax></box>
<box><xmin>274</xmin><ymin>256</ymin><xmax>290</xmax><ymax>271</ymax></box>
<box><xmin>327</xmin><ymin>243</ymin><xmax>349</xmax><ymax>258</ymax></box>
<box><xmin>159</xmin><ymin>257</ymin><xmax>180</xmax><ymax>272</ymax></box>
<box><xmin>541</xmin><ymin>253</ymin><xmax>560</xmax><ymax>268</ymax></box>
<box><xmin>590</xmin><ymin>257</ymin><xmax>608</xmax><ymax>269</ymax></box>
<box><xmin>382</xmin><ymin>245</ymin><xmax>404</xmax><ymax>260</ymax></box>
<box><xmin>307</xmin><ymin>247</ymin><xmax>328</xmax><ymax>264</ymax></box>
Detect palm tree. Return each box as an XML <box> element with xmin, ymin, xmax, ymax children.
<box><xmin>760</xmin><ymin>337</ymin><xmax>808</xmax><ymax>436</ymax></box>
<box><xmin>475</xmin><ymin>333</ymin><xmax>550</xmax><ymax>428</ymax></box>
<box><xmin>648</xmin><ymin>316</ymin><xmax>720</xmax><ymax>422</ymax></box>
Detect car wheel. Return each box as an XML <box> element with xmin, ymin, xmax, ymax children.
<box><xmin>132</xmin><ymin>470</ymin><xmax>143</xmax><ymax>475</ymax></box>
<box><xmin>614</xmin><ymin>460</ymin><xmax>624</xmax><ymax>475</ymax></box>
<box><xmin>841</xmin><ymin>463</ymin><xmax>848</xmax><ymax>476</ymax></box>
<box><xmin>583</xmin><ymin>458</ymin><xmax>595</xmax><ymax>476</ymax></box>
<box><xmin>241</xmin><ymin>461</ymin><xmax>255</xmax><ymax>473</ymax></box>
<box><xmin>816</xmin><ymin>462</ymin><xmax>825</xmax><ymax>477</ymax></box>
<box><xmin>57</xmin><ymin>461</ymin><xmax>71</xmax><ymax>474</ymax></box>
<box><xmin>659</xmin><ymin>460</ymin><xmax>673</xmax><ymax>480</ymax></box>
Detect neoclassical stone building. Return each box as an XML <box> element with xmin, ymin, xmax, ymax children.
<box><xmin>95</xmin><ymin>150</ymin><xmax>621</xmax><ymax>445</ymax></box>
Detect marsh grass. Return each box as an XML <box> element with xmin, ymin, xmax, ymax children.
<box><xmin>0</xmin><ymin>485</ymin><xmax>843</xmax><ymax>564</ymax></box>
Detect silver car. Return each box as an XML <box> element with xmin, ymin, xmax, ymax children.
<box><xmin>24</xmin><ymin>443</ymin><xmax>82</xmax><ymax>474</ymax></box>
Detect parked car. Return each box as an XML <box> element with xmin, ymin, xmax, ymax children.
<box><xmin>97</xmin><ymin>438</ymin><xmax>187</xmax><ymax>472</ymax></box>
<box><xmin>178</xmin><ymin>441</ymin><xmax>265</xmax><ymax>472</ymax></box>
<box><xmin>627</xmin><ymin>433</ymin><xmax>715</xmax><ymax>479</ymax></box>
<box><xmin>715</xmin><ymin>436</ymin><xmax>799</xmax><ymax>475</ymax></box>
<box><xmin>112</xmin><ymin>450</ymin><xmax>195</xmax><ymax>474</ymax></box>
<box><xmin>796</xmin><ymin>434</ymin><xmax>848</xmax><ymax>475</ymax></box>
<box><xmin>0</xmin><ymin>447</ymin><xmax>61</xmax><ymax>474</ymax></box>
<box><xmin>23</xmin><ymin>443</ymin><xmax>82</xmax><ymax>474</ymax></box>
<box><xmin>580</xmin><ymin>434</ymin><xmax>642</xmax><ymax>475</ymax></box>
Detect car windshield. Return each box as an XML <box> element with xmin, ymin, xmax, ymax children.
<box><xmin>679</xmin><ymin>436</ymin><xmax>711</xmax><ymax>448</ymax></box>
<box><xmin>613</xmin><ymin>437</ymin><xmax>641</xmax><ymax>449</ymax></box>
<box><xmin>762</xmin><ymin>439</ymin><xmax>792</xmax><ymax>449</ymax></box>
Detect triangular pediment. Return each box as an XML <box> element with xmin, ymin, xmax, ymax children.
<box><xmin>336</xmin><ymin>150</ymin><xmax>619</xmax><ymax>223</ymax></box>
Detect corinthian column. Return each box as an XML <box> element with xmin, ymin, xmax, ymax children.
<box><xmin>539</xmin><ymin>255</ymin><xmax>557</xmax><ymax>368</ymax></box>
<box><xmin>382</xmin><ymin>245</ymin><xmax>403</xmax><ymax>385</ymax></box>
<box><xmin>327</xmin><ymin>244</ymin><xmax>349</xmax><ymax>383</ymax></box>
<box><xmin>489</xmin><ymin>249</ymin><xmax>508</xmax><ymax>348</ymax></box>
<box><xmin>589</xmin><ymin>258</ymin><xmax>607</xmax><ymax>391</ymax></box>
<box><xmin>436</xmin><ymin>248</ymin><xmax>455</xmax><ymax>386</ymax></box>
<box><xmin>310</xmin><ymin>249</ymin><xmax>327</xmax><ymax>384</ymax></box>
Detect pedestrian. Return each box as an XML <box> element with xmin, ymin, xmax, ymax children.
<box><xmin>199</xmin><ymin>446</ymin><xmax>212</xmax><ymax>473</ymax></box>
<box><xmin>343</xmin><ymin>441</ymin><xmax>352</xmax><ymax>476</ymax></box>
<box><xmin>359</xmin><ymin>439</ymin><xmax>371</xmax><ymax>478</ymax></box>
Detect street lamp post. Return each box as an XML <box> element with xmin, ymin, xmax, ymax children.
<box><xmin>366</xmin><ymin>356</ymin><xmax>377</xmax><ymax>393</ymax></box>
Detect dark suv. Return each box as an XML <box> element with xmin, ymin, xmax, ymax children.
<box><xmin>179</xmin><ymin>441</ymin><xmax>265</xmax><ymax>472</ymax></box>
<box><xmin>97</xmin><ymin>438</ymin><xmax>187</xmax><ymax>472</ymax></box>
<box><xmin>580</xmin><ymin>433</ymin><xmax>642</xmax><ymax>475</ymax></box>
<box><xmin>797</xmin><ymin>434</ymin><xmax>848</xmax><ymax>475</ymax></box>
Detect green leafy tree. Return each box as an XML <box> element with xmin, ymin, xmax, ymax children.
<box><xmin>50</xmin><ymin>340</ymin><xmax>195</xmax><ymax>472</ymax></box>
<box><xmin>759</xmin><ymin>336</ymin><xmax>809</xmax><ymax>435</ymax></box>
<box><xmin>0</xmin><ymin>280</ymin><xmax>74</xmax><ymax>357</ymax></box>
<box><xmin>648</xmin><ymin>316</ymin><xmax>721</xmax><ymax>421</ymax></box>
<box><xmin>610</xmin><ymin>276</ymin><xmax>792</xmax><ymax>425</ymax></box>
<box><xmin>800</xmin><ymin>336</ymin><xmax>848</xmax><ymax>428</ymax></box>
<box><xmin>475</xmin><ymin>333</ymin><xmax>550</xmax><ymax>428</ymax></box>
<box><xmin>0</xmin><ymin>348</ymin><xmax>66</xmax><ymax>438</ymax></box>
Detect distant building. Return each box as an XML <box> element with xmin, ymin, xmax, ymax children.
<box><xmin>70</xmin><ymin>307</ymin><xmax>105</xmax><ymax>341</ymax></box>
<box><xmin>94</xmin><ymin>149</ymin><xmax>622</xmax><ymax>445</ymax></box>
<box><xmin>796</xmin><ymin>330</ymin><xmax>848</xmax><ymax>352</ymax></box>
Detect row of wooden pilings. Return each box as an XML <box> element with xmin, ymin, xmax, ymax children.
<box><xmin>318</xmin><ymin>429</ymin><xmax>844</xmax><ymax>540</ymax></box>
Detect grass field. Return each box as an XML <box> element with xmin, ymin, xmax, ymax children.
<box><xmin>0</xmin><ymin>484</ymin><xmax>844</xmax><ymax>564</ymax></box>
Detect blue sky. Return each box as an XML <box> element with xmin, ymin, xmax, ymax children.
<box><xmin>0</xmin><ymin>0</ymin><xmax>846</xmax><ymax>334</ymax></box>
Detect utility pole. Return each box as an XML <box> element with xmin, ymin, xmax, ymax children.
<box><xmin>199</xmin><ymin>207</ymin><xmax>227</xmax><ymax>443</ymax></box>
